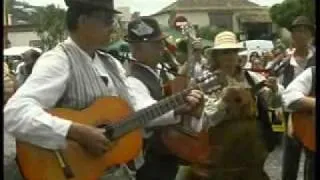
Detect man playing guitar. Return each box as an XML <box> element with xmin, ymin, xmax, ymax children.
<box><xmin>3</xmin><ymin>1</ymin><xmax>203</xmax><ymax>179</ymax></box>
<box><xmin>282</xmin><ymin>66</ymin><xmax>316</xmax><ymax>180</ymax></box>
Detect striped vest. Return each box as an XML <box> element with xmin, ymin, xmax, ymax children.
<box><xmin>57</xmin><ymin>41</ymin><xmax>143</xmax><ymax>170</ymax></box>
<box><xmin>56</xmin><ymin>42</ymin><xmax>132</xmax><ymax>110</ymax></box>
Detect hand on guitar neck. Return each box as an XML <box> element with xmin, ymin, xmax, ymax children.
<box><xmin>67</xmin><ymin>123</ymin><xmax>112</xmax><ymax>157</ymax></box>
<box><xmin>65</xmin><ymin>89</ymin><xmax>204</xmax><ymax>157</ymax></box>
<box><xmin>174</xmin><ymin>89</ymin><xmax>204</xmax><ymax>118</ymax></box>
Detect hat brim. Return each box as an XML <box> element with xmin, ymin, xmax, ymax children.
<box><xmin>109</xmin><ymin>8</ymin><xmax>121</xmax><ymax>14</ymax></box>
<box><xmin>205</xmin><ymin>44</ymin><xmax>245</xmax><ymax>55</ymax></box>
<box><xmin>124</xmin><ymin>34</ymin><xmax>168</xmax><ymax>43</ymax></box>
<box><xmin>289</xmin><ymin>24</ymin><xmax>315</xmax><ymax>32</ymax></box>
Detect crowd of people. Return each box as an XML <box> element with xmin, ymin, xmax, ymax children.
<box><xmin>3</xmin><ymin>0</ymin><xmax>316</xmax><ymax>180</ymax></box>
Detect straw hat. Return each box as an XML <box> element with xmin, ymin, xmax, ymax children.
<box><xmin>205</xmin><ymin>31</ymin><xmax>244</xmax><ymax>56</ymax></box>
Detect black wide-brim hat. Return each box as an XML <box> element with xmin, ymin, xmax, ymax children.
<box><xmin>65</xmin><ymin>0</ymin><xmax>120</xmax><ymax>14</ymax></box>
<box><xmin>289</xmin><ymin>16</ymin><xmax>315</xmax><ymax>33</ymax></box>
<box><xmin>125</xmin><ymin>17</ymin><xmax>168</xmax><ymax>43</ymax></box>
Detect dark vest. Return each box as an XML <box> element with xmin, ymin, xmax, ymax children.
<box><xmin>129</xmin><ymin>63</ymin><xmax>163</xmax><ymax>101</ymax></box>
<box><xmin>129</xmin><ymin>62</ymin><xmax>180</xmax><ymax>161</ymax></box>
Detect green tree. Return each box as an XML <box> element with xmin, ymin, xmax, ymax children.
<box><xmin>32</xmin><ymin>4</ymin><xmax>66</xmax><ymax>51</ymax></box>
<box><xmin>299</xmin><ymin>0</ymin><xmax>315</xmax><ymax>23</ymax></box>
<box><xmin>269</xmin><ymin>0</ymin><xmax>315</xmax><ymax>29</ymax></box>
<box><xmin>198</xmin><ymin>26</ymin><xmax>225</xmax><ymax>41</ymax></box>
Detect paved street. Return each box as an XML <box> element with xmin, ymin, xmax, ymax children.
<box><xmin>5</xmin><ymin>132</ymin><xmax>305</xmax><ymax>180</ymax></box>
<box><xmin>264</xmin><ymin>145</ymin><xmax>305</xmax><ymax>180</ymax></box>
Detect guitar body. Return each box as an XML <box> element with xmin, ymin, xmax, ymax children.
<box><xmin>161</xmin><ymin>128</ymin><xmax>211</xmax><ymax>164</ymax></box>
<box><xmin>162</xmin><ymin>77</ymin><xmax>211</xmax><ymax>164</ymax></box>
<box><xmin>292</xmin><ymin>112</ymin><xmax>315</xmax><ymax>151</ymax></box>
<box><xmin>16</xmin><ymin>97</ymin><xmax>143</xmax><ymax>180</ymax></box>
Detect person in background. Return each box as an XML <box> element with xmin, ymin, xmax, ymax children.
<box><xmin>125</xmin><ymin>17</ymin><xmax>204</xmax><ymax>180</ymax></box>
<box><xmin>265</xmin><ymin>47</ymin><xmax>286</xmax><ymax>70</ymax></box>
<box><xmin>16</xmin><ymin>48</ymin><xmax>42</xmax><ymax>86</ymax></box>
<box><xmin>176</xmin><ymin>38</ymin><xmax>207</xmax><ymax>78</ymax></box>
<box><xmin>4</xmin><ymin>62</ymin><xmax>17</xmax><ymax>104</ymax></box>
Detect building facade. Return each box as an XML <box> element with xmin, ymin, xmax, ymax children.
<box><xmin>5</xmin><ymin>24</ymin><xmax>41</xmax><ymax>48</ymax></box>
<box><xmin>151</xmin><ymin>0</ymin><xmax>277</xmax><ymax>40</ymax></box>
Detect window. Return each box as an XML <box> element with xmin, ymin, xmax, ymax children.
<box><xmin>208</xmin><ymin>12</ymin><xmax>233</xmax><ymax>30</ymax></box>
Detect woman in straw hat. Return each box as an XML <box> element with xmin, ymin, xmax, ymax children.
<box><xmin>187</xmin><ymin>31</ymin><xmax>284</xmax><ymax>180</ymax></box>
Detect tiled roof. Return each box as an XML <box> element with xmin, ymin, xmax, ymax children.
<box><xmin>153</xmin><ymin>0</ymin><xmax>262</xmax><ymax>15</ymax></box>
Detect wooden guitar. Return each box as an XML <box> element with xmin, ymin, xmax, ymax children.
<box><xmin>16</xmin><ymin>73</ymin><xmax>224</xmax><ymax>180</ymax></box>
<box><xmin>291</xmin><ymin>106</ymin><xmax>315</xmax><ymax>152</ymax></box>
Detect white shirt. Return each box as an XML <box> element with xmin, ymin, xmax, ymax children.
<box><xmin>278</xmin><ymin>48</ymin><xmax>314</xmax><ymax>84</ymax></box>
<box><xmin>4</xmin><ymin>38</ymin><xmax>175</xmax><ymax>152</ymax></box>
<box><xmin>282</xmin><ymin>67</ymin><xmax>314</xmax><ymax>112</ymax></box>
<box><xmin>127</xmin><ymin>63</ymin><xmax>203</xmax><ymax>132</ymax></box>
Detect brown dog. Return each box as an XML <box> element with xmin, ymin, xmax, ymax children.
<box><xmin>182</xmin><ymin>85</ymin><xmax>270</xmax><ymax>180</ymax></box>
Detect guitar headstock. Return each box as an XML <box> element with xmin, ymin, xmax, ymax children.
<box><xmin>195</xmin><ymin>71</ymin><xmax>228</xmax><ymax>94</ymax></box>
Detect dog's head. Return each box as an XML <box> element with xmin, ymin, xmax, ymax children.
<box><xmin>219</xmin><ymin>85</ymin><xmax>256</xmax><ymax>121</ymax></box>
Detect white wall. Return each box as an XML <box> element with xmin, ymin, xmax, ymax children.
<box><xmin>8</xmin><ymin>31</ymin><xmax>40</xmax><ymax>47</ymax></box>
<box><xmin>117</xmin><ymin>6</ymin><xmax>131</xmax><ymax>22</ymax></box>
<box><xmin>153</xmin><ymin>11</ymin><xmax>210</xmax><ymax>27</ymax></box>
<box><xmin>176</xmin><ymin>12</ymin><xmax>210</xmax><ymax>27</ymax></box>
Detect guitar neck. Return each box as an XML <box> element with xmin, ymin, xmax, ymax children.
<box><xmin>110</xmin><ymin>88</ymin><xmax>192</xmax><ymax>140</ymax></box>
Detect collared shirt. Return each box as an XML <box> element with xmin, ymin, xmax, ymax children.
<box><xmin>282</xmin><ymin>67</ymin><xmax>314</xmax><ymax>112</ymax></box>
<box><xmin>127</xmin><ymin>62</ymin><xmax>203</xmax><ymax>132</ymax></box>
<box><xmin>278</xmin><ymin>48</ymin><xmax>314</xmax><ymax>84</ymax></box>
<box><xmin>4</xmin><ymin>37</ymin><xmax>175</xmax><ymax>153</ymax></box>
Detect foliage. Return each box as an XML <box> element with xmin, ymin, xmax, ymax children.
<box><xmin>198</xmin><ymin>26</ymin><xmax>226</xmax><ymax>41</ymax></box>
<box><xmin>32</xmin><ymin>4</ymin><xmax>66</xmax><ymax>51</ymax></box>
<box><xmin>299</xmin><ymin>0</ymin><xmax>315</xmax><ymax>23</ymax></box>
<box><xmin>6</xmin><ymin>0</ymin><xmax>39</xmax><ymax>24</ymax></box>
<box><xmin>269</xmin><ymin>0</ymin><xmax>315</xmax><ymax>29</ymax></box>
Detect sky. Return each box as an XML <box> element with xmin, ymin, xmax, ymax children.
<box><xmin>24</xmin><ymin>0</ymin><xmax>284</xmax><ymax>15</ymax></box>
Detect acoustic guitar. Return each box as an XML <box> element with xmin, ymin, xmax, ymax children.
<box><xmin>16</xmin><ymin>73</ymin><xmax>224</xmax><ymax>180</ymax></box>
<box><xmin>291</xmin><ymin>107</ymin><xmax>315</xmax><ymax>152</ymax></box>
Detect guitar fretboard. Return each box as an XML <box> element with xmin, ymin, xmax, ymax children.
<box><xmin>111</xmin><ymin>87</ymin><xmax>192</xmax><ymax>139</ymax></box>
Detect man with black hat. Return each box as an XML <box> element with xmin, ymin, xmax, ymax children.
<box><xmin>269</xmin><ymin>15</ymin><xmax>315</xmax><ymax>180</ymax></box>
<box><xmin>125</xmin><ymin>16</ymin><xmax>204</xmax><ymax>180</ymax></box>
<box><xmin>4</xmin><ymin>1</ymin><xmax>204</xmax><ymax>179</ymax></box>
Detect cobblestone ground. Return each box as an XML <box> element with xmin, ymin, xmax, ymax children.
<box><xmin>5</xmin><ymin>133</ymin><xmax>305</xmax><ymax>180</ymax></box>
<box><xmin>264</xmin><ymin>145</ymin><xmax>305</xmax><ymax>180</ymax></box>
